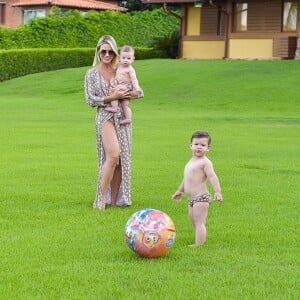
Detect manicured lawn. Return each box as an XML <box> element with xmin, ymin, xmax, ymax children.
<box><xmin>0</xmin><ymin>59</ymin><xmax>299</xmax><ymax>299</ymax></box>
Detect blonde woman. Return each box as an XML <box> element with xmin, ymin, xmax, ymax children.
<box><xmin>84</xmin><ymin>35</ymin><xmax>142</xmax><ymax>209</ymax></box>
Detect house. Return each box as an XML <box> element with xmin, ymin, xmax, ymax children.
<box><xmin>0</xmin><ymin>0</ymin><xmax>126</xmax><ymax>28</ymax></box>
<box><xmin>141</xmin><ymin>0</ymin><xmax>300</xmax><ymax>59</ymax></box>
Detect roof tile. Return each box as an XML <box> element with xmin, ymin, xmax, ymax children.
<box><xmin>12</xmin><ymin>0</ymin><xmax>127</xmax><ymax>11</ymax></box>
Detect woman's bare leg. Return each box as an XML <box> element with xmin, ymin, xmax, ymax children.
<box><xmin>110</xmin><ymin>163</ymin><xmax>121</xmax><ymax>206</ymax></box>
<box><xmin>101</xmin><ymin>121</ymin><xmax>120</xmax><ymax>209</ymax></box>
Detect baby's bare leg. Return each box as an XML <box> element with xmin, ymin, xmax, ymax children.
<box><xmin>189</xmin><ymin>202</ymin><xmax>209</xmax><ymax>246</ymax></box>
<box><xmin>120</xmin><ymin>100</ymin><xmax>132</xmax><ymax>125</ymax></box>
<box><xmin>105</xmin><ymin>100</ymin><xmax>119</xmax><ymax>113</ymax></box>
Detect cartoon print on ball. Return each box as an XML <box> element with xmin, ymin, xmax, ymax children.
<box><xmin>124</xmin><ymin>208</ymin><xmax>176</xmax><ymax>258</ymax></box>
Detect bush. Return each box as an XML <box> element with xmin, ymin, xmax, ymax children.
<box><xmin>0</xmin><ymin>47</ymin><xmax>160</xmax><ymax>81</ymax></box>
<box><xmin>0</xmin><ymin>48</ymin><xmax>94</xmax><ymax>81</ymax></box>
<box><xmin>0</xmin><ymin>8</ymin><xmax>179</xmax><ymax>50</ymax></box>
<box><xmin>0</xmin><ymin>8</ymin><xmax>179</xmax><ymax>80</ymax></box>
<box><xmin>150</xmin><ymin>29</ymin><xmax>180</xmax><ymax>58</ymax></box>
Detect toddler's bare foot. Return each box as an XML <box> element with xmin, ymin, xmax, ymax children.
<box><xmin>120</xmin><ymin>118</ymin><xmax>132</xmax><ymax>125</ymax></box>
<box><xmin>105</xmin><ymin>107</ymin><xmax>118</xmax><ymax>113</ymax></box>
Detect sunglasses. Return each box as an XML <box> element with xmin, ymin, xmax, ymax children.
<box><xmin>100</xmin><ymin>49</ymin><xmax>115</xmax><ymax>56</ymax></box>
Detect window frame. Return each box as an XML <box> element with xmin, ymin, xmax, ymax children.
<box><xmin>233</xmin><ymin>2</ymin><xmax>248</xmax><ymax>32</ymax></box>
<box><xmin>23</xmin><ymin>9</ymin><xmax>46</xmax><ymax>24</ymax></box>
<box><xmin>282</xmin><ymin>1</ymin><xmax>298</xmax><ymax>32</ymax></box>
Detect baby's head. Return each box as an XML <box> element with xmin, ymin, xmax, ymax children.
<box><xmin>190</xmin><ymin>131</ymin><xmax>212</xmax><ymax>156</ymax></box>
<box><xmin>191</xmin><ymin>131</ymin><xmax>211</xmax><ymax>145</ymax></box>
<box><xmin>119</xmin><ymin>45</ymin><xmax>135</xmax><ymax>66</ymax></box>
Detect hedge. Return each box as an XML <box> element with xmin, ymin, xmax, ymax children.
<box><xmin>0</xmin><ymin>9</ymin><xmax>180</xmax><ymax>50</ymax></box>
<box><xmin>0</xmin><ymin>8</ymin><xmax>177</xmax><ymax>81</ymax></box>
<box><xmin>0</xmin><ymin>47</ymin><xmax>161</xmax><ymax>81</ymax></box>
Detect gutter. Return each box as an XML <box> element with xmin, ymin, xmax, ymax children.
<box><xmin>208</xmin><ymin>0</ymin><xmax>229</xmax><ymax>59</ymax></box>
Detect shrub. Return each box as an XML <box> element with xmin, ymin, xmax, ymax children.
<box><xmin>0</xmin><ymin>47</ymin><xmax>159</xmax><ymax>81</ymax></box>
<box><xmin>150</xmin><ymin>29</ymin><xmax>180</xmax><ymax>58</ymax></box>
<box><xmin>0</xmin><ymin>8</ymin><xmax>179</xmax><ymax>50</ymax></box>
<box><xmin>0</xmin><ymin>8</ymin><xmax>179</xmax><ymax>80</ymax></box>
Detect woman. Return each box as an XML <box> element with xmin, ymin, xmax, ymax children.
<box><xmin>84</xmin><ymin>35</ymin><xmax>142</xmax><ymax>210</ymax></box>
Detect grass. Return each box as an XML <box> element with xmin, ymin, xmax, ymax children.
<box><xmin>0</xmin><ymin>59</ymin><xmax>299</xmax><ymax>299</ymax></box>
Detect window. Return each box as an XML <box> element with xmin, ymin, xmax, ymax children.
<box><xmin>217</xmin><ymin>9</ymin><xmax>223</xmax><ymax>36</ymax></box>
<box><xmin>23</xmin><ymin>9</ymin><xmax>46</xmax><ymax>24</ymax></box>
<box><xmin>234</xmin><ymin>3</ymin><xmax>248</xmax><ymax>32</ymax></box>
<box><xmin>283</xmin><ymin>2</ymin><xmax>298</xmax><ymax>31</ymax></box>
<box><xmin>0</xmin><ymin>4</ymin><xmax>5</xmax><ymax>25</ymax></box>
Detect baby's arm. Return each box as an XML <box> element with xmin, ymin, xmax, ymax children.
<box><xmin>172</xmin><ymin>181</ymin><xmax>184</xmax><ymax>201</ymax></box>
<box><xmin>204</xmin><ymin>160</ymin><xmax>223</xmax><ymax>202</ymax></box>
<box><xmin>128</xmin><ymin>66</ymin><xmax>141</xmax><ymax>92</ymax></box>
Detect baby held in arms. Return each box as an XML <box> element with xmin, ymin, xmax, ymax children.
<box><xmin>105</xmin><ymin>45</ymin><xmax>143</xmax><ymax>125</ymax></box>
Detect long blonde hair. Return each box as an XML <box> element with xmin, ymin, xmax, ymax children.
<box><xmin>93</xmin><ymin>35</ymin><xmax>119</xmax><ymax>68</ymax></box>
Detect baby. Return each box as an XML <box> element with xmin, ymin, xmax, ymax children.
<box><xmin>106</xmin><ymin>45</ymin><xmax>143</xmax><ymax>125</ymax></box>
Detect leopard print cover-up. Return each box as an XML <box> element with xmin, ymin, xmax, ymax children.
<box><xmin>84</xmin><ymin>67</ymin><xmax>132</xmax><ymax>208</ymax></box>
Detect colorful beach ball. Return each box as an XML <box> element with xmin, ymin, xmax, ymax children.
<box><xmin>124</xmin><ymin>208</ymin><xmax>176</xmax><ymax>258</ymax></box>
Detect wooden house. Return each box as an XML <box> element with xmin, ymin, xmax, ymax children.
<box><xmin>0</xmin><ymin>0</ymin><xmax>126</xmax><ymax>28</ymax></box>
<box><xmin>142</xmin><ymin>0</ymin><xmax>300</xmax><ymax>59</ymax></box>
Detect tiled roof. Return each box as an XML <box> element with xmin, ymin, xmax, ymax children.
<box><xmin>12</xmin><ymin>0</ymin><xmax>127</xmax><ymax>11</ymax></box>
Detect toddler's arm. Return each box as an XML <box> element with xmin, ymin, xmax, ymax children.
<box><xmin>172</xmin><ymin>181</ymin><xmax>184</xmax><ymax>201</ymax></box>
<box><xmin>204</xmin><ymin>160</ymin><xmax>223</xmax><ymax>203</ymax></box>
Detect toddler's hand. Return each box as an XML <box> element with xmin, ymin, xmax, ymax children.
<box><xmin>214</xmin><ymin>192</ymin><xmax>223</xmax><ymax>203</ymax></box>
<box><xmin>172</xmin><ymin>191</ymin><xmax>183</xmax><ymax>201</ymax></box>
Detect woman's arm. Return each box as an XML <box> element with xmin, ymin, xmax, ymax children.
<box><xmin>84</xmin><ymin>69</ymin><xmax>106</xmax><ymax>107</ymax></box>
<box><xmin>85</xmin><ymin>69</ymin><xmax>131</xmax><ymax>107</ymax></box>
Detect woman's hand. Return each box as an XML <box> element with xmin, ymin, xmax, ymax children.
<box><xmin>108</xmin><ymin>86</ymin><xmax>130</xmax><ymax>101</ymax></box>
<box><xmin>116</xmin><ymin>88</ymin><xmax>130</xmax><ymax>100</ymax></box>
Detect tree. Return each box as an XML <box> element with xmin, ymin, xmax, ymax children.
<box><xmin>119</xmin><ymin>0</ymin><xmax>159</xmax><ymax>11</ymax></box>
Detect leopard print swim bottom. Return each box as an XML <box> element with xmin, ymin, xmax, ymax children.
<box><xmin>188</xmin><ymin>193</ymin><xmax>212</xmax><ymax>207</ymax></box>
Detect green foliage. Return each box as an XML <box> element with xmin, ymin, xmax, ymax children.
<box><xmin>0</xmin><ymin>27</ymin><xmax>18</xmax><ymax>49</ymax></box>
<box><xmin>0</xmin><ymin>8</ymin><xmax>179</xmax><ymax>81</ymax></box>
<box><xmin>0</xmin><ymin>8</ymin><xmax>179</xmax><ymax>49</ymax></box>
<box><xmin>0</xmin><ymin>60</ymin><xmax>299</xmax><ymax>299</ymax></box>
<box><xmin>0</xmin><ymin>47</ymin><xmax>159</xmax><ymax>81</ymax></box>
<box><xmin>119</xmin><ymin>0</ymin><xmax>161</xmax><ymax>11</ymax></box>
<box><xmin>150</xmin><ymin>29</ymin><xmax>180</xmax><ymax>58</ymax></box>
<box><xmin>0</xmin><ymin>48</ymin><xmax>93</xmax><ymax>81</ymax></box>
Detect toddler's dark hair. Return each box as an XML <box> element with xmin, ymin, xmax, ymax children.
<box><xmin>191</xmin><ymin>131</ymin><xmax>211</xmax><ymax>145</ymax></box>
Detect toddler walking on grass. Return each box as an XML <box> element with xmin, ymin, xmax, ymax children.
<box><xmin>172</xmin><ymin>131</ymin><xmax>223</xmax><ymax>247</ymax></box>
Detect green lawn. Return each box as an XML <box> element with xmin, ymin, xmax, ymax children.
<box><xmin>0</xmin><ymin>59</ymin><xmax>299</xmax><ymax>299</ymax></box>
